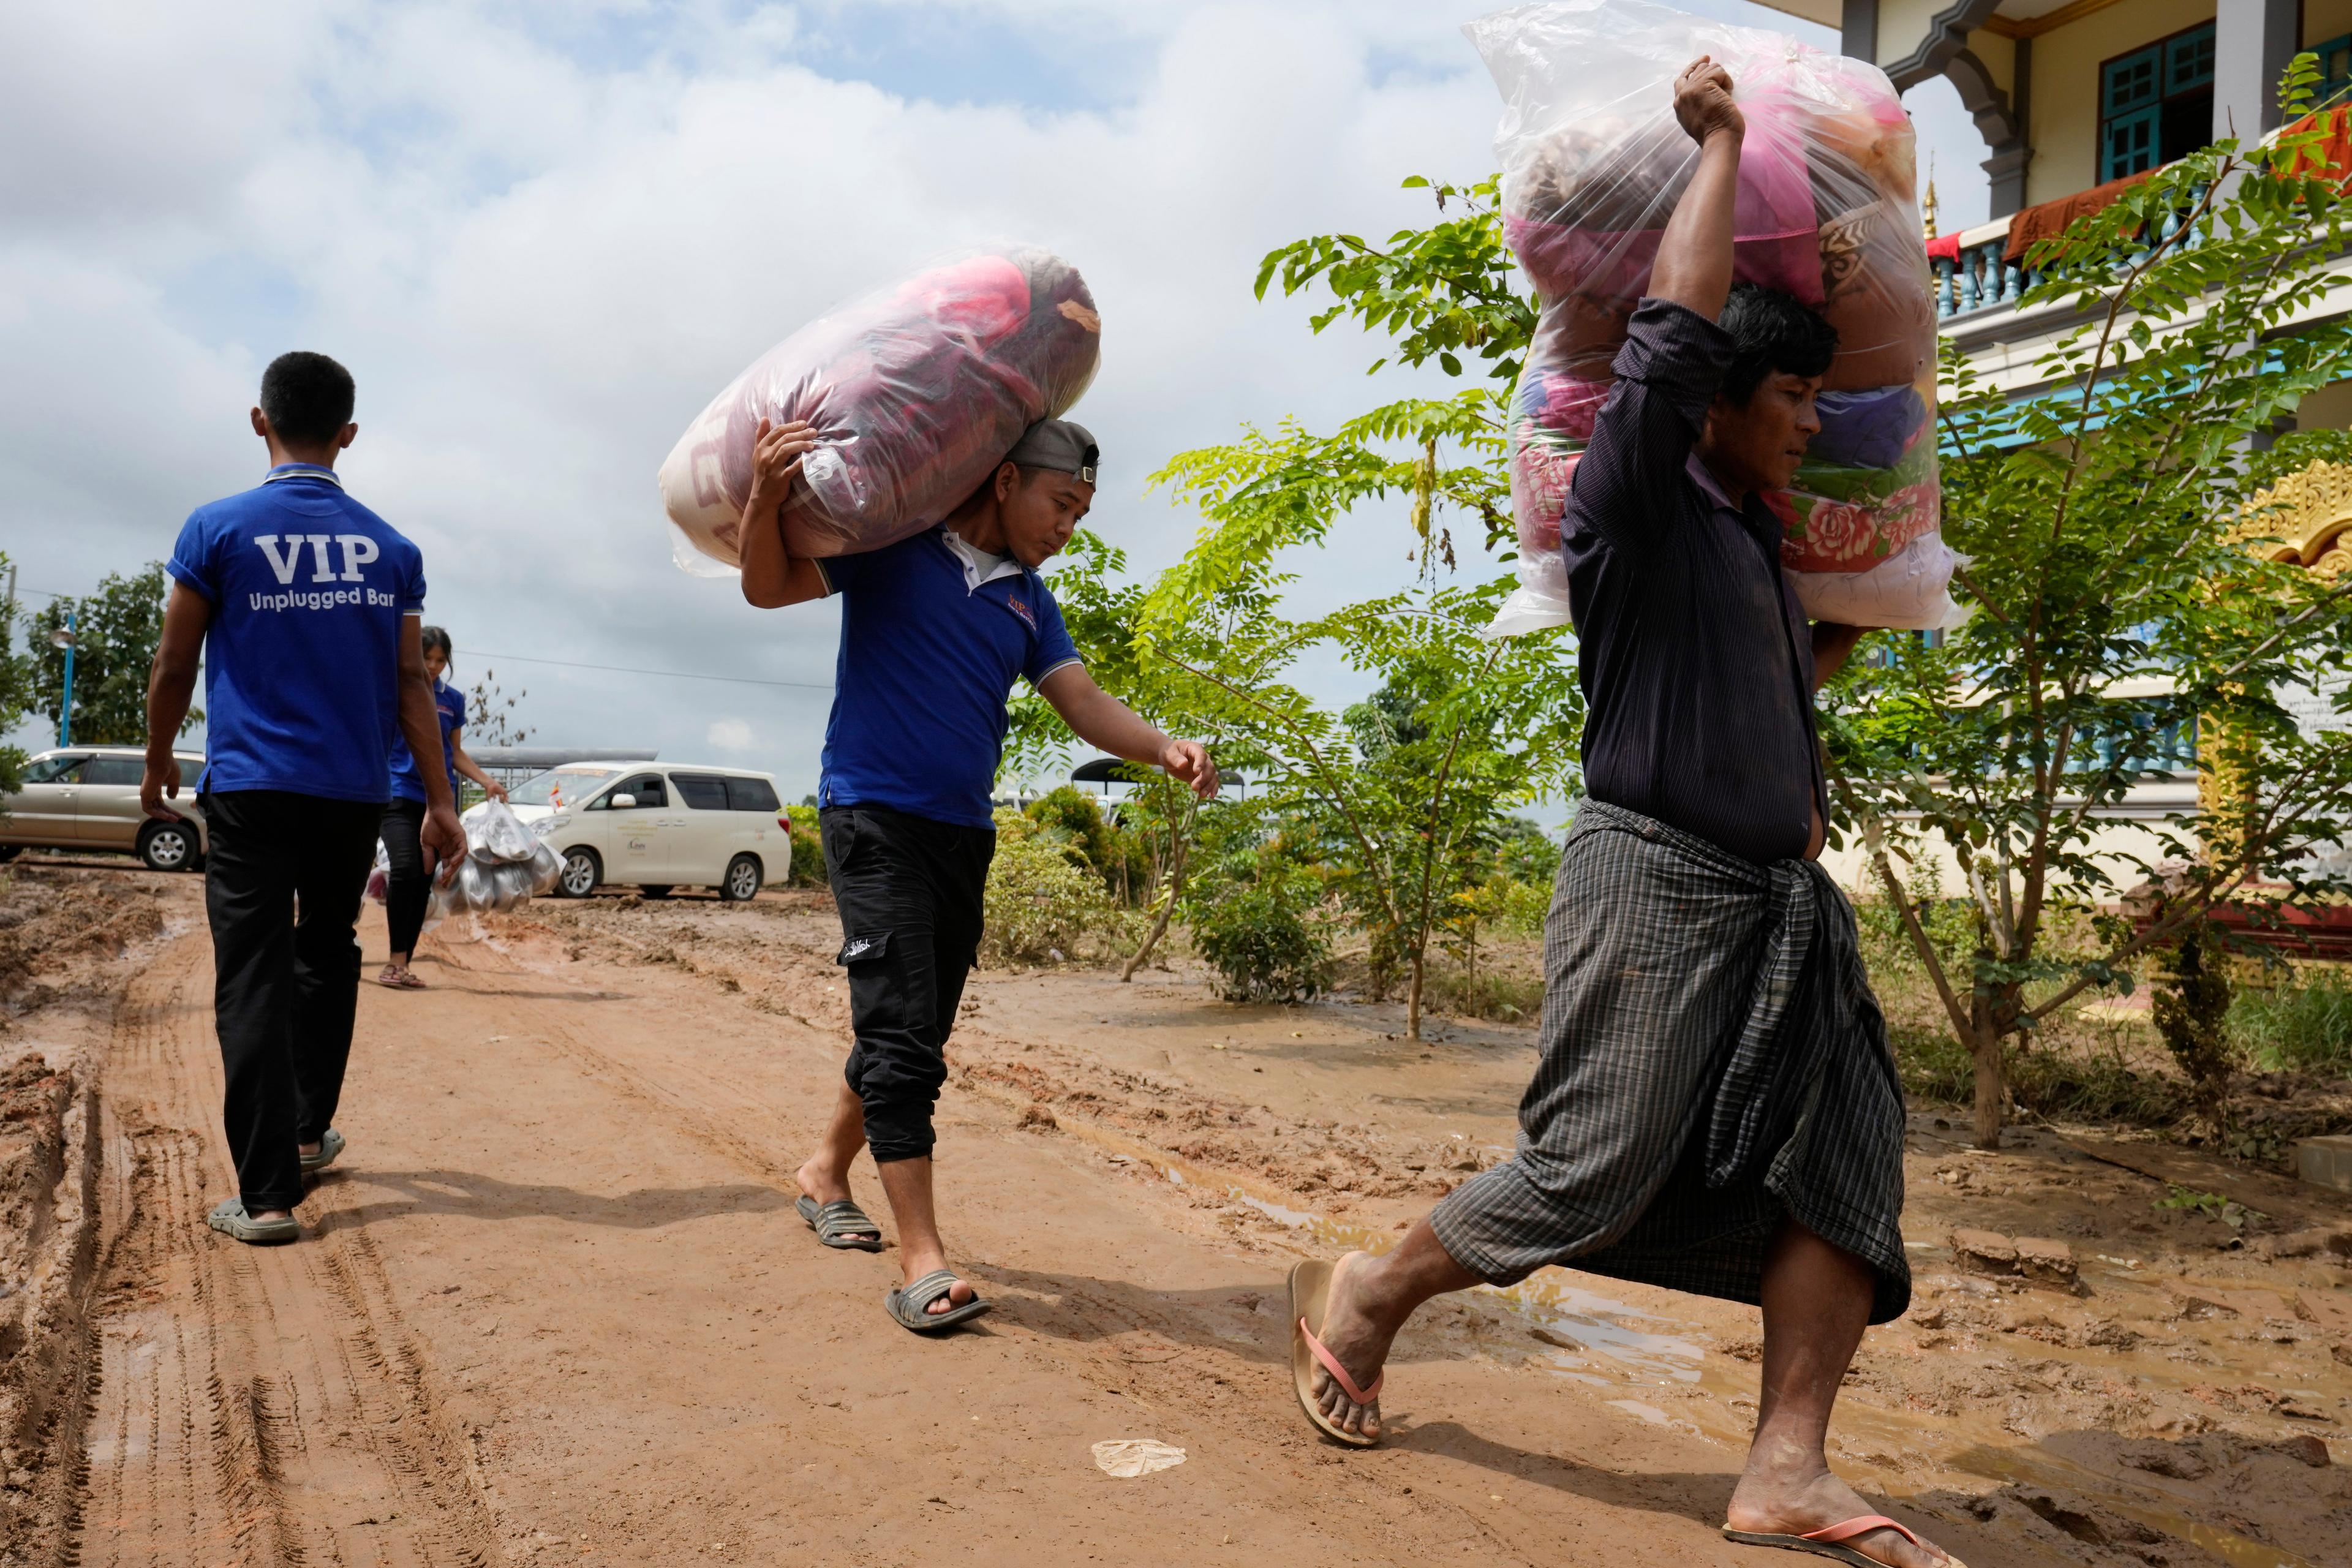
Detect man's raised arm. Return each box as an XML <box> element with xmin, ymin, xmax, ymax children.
<box><xmin>737</xmin><ymin>417</ymin><xmax>831</xmax><ymax>608</ymax></box>
<box><xmin>1649</xmin><ymin>56</ymin><xmax>1744</xmax><ymax>320</ymax></box>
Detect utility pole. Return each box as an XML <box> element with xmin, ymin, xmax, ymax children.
<box><xmin>50</xmin><ymin>608</ymin><xmax>77</xmax><ymax>748</ymax></box>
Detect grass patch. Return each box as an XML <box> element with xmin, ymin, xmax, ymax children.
<box><xmin>2228</xmin><ymin>965</ymin><xmax>2352</xmax><ymax>1074</ymax></box>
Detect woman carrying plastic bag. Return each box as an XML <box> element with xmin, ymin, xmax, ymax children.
<box><xmin>376</xmin><ymin>627</ymin><xmax>511</xmax><ymax>989</ymax></box>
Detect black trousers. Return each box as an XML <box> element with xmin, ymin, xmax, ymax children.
<box><xmin>379</xmin><ymin>798</ymin><xmax>430</xmax><ymax>956</ymax></box>
<box><xmin>820</xmin><ymin>805</ymin><xmax>994</xmax><ymax>1164</ymax></box>
<box><xmin>200</xmin><ymin>790</ymin><xmax>383</xmax><ymax>1212</ymax></box>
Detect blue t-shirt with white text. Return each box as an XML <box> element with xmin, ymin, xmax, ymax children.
<box><xmin>167</xmin><ymin>465</ymin><xmax>426</xmax><ymax>802</ymax></box>
<box><xmin>388</xmin><ymin>679</ymin><xmax>465</xmax><ymax>804</ymax></box>
<box><xmin>816</xmin><ymin>528</ymin><xmax>1082</xmax><ymax>830</ymax></box>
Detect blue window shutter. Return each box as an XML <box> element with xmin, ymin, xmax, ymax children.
<box><xmin>2105</xmin><ymin>106</ymin><xmax>2160</xmax><ymax>180</ymax></box>
<box><xmin>2165</xmin><ymin>23</ymin><xmax>2215</xmax><ymax>95</ymax></box>
<box><xmin>2105</xmin><ymin>47</ymin><xmax>2160</xmax><ymax>115</ymax></box>
<box><xmin>2317</xmin><ymin>33</ymin><xmax>2352</xmax><ymax>107</ymax></box>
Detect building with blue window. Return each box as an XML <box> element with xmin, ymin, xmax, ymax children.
<box><xmin>1752</xmin><ymin>1</ymin><xmax>2352</xmax><ymax>892</ymax></box>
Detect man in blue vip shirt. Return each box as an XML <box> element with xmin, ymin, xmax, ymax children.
<box><xmin>141</xmin><ymin>351</ymin><xmax>466</xmax><ymax>1245</ymax></box>
<box><xmin>739</xmin><ymin>415</ymin><xmax>1219</xmax><ymax>1333</ymax></box>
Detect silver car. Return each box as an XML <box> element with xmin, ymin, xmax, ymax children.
<box><xmin>0</xmin><ymin>746</ymin><xmax>209</xmax><ymax>872</ymax></box>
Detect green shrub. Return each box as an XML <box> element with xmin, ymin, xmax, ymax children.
<box><xmin>1025</xmin><ymin>785</ymin><xmax>1153</xmax><ymax>903</ymax></box>
<box><xmin>1471</xmin><ymin>874</ymin><xmax>1550</xmax><ymax>939</ymax></box>
<box><xmin>1887</xmin><ymin>1020</ymin><xmax>2177</xmax><ymax>1123</ymax></box>
<box><xmin>1026</xmin><ymin>786</ymin><xmax>1116</xmax><ymax>866</ymax></box>
<box><xmin>1494</xmin><ymin>816</ymin><xmax>1562</xmax><ymax>888</ymax></box>
<box><xmin>783</xmin><ymin>804</ymin><xmax>826</xmax><ymax>888</ymax></box>
<box><xmin>1187</xmin><ymin>864</ymin><xmax>1332</xmax><ymax>1002</ymax></box>
<box><xmin>2230</xmin><ymin>967</ymin><xmax>2352</xmax><ymax>1074</ymax></box>
<box><xmin>981</xmin><ymin>808</ymin><xmax>1133</xmax><ymax>965</ymax></box>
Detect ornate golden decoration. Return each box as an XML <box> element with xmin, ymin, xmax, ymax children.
<box><xmin>2241</xmin><ymin>459</ymin><xmax>2352</xmax><ymax>570</ymax></box>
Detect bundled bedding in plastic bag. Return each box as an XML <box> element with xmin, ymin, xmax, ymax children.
<box><xmin>426</xmin><ymin>800</ymin><xmax>562</xmax><ymax>923</ymax></box>
<box><xmin>1468</xmin><ymin>0</ymin><xmax>1962</xmax><ymax>636</ymax></box>
<box><xmin>660</xmin><ymin>247</ymin><xmax>1102</xmax><ymax>573</ymax></box>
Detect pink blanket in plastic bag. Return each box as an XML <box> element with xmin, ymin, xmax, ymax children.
<box><xmin>660</xmin><ymin>247</ymin><xmax>1101</xmax><ymax>572</ymax></box>
<box><xmin>1467</xmin><ymin>0</ymin><xmax>1961</xmax><ymax>636</ymax></box>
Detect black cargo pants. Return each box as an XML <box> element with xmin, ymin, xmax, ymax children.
<box><xmin>820</xmin><ymin>804</ymin><xmax>995</xmax><ymax>1163</ymax></box>
<box><xmin>200</xmin><ymin>790</ymin><xmax>382</xmax><ymax>1213</ymax></box>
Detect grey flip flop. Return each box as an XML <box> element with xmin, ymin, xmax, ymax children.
<box><xmin>796</xmin><ymin>1194</ymin><xmax>884</xmax><ymax>1251</ymax></box>
<box><xmin>301</xmin><ymin>1128</ymin><xmax>345</xmax><ymax>1175</ymax></box>
<box><xmin>206</xmin><ymin>1197</ymin><xmax>299</xmax><ymax>1245</ymax></box>
<box><xmin>886</xmin><ymin>1269</ymin><xmax>992</xmax><ymax>1334</ymax></box>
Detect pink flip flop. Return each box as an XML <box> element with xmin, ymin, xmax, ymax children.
<box><xmin>1724</xmin><ymin>1515</ymin><xmax>1965</xmax><ymax>1567</ymax></box>
<box><xmin>374</xmin><ymin>966</ymin><xmax>426</xmax><ymax>990</ymax></box>
<box><xmin>1287</xmin><ymin>1256</ymin><xmax>1383</xmax><ymax>1449</ymax></box>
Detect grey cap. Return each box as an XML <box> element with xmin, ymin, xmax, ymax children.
<box><xmin>1006</xmin><ymin>418</ymin><xmax>1098</xmax><ymax>484</ymax></box>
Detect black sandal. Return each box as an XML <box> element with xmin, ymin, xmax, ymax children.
<box><xmin>886</xmin><ymin>1269</ymin><xmax>992</xmax><ymax>1334</ymax></box>
<box><xmin>796</xmin><ymin>1195</ymin><xmax>884</xmax><ymax>1252</ymax></box>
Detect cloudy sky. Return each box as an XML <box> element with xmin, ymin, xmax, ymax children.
<box><xmin>2</xmin><ymin>0</ymin><xmax>1990</xmax><ymax>799</ymax></box>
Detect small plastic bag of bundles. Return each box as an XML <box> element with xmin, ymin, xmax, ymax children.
<box><xmin>1467</xmin><ymin>0</ymin><xmax>1961</xmax><ymax>636</ymax></box>
<box><xmin>486</xmin><ymin>861</ymin><xmax>535</xmax><ymax>914</ymax></box>
<box><xmin>423</xmin><ymin>870</ymin><xmax>464</xmax><ymax>932</ymax></box>
<box><xmin>464</xmin><ymin>799</ymin><xmax>538</xmax><ymax>865</ymax></box>
<box><xmin>527</xmin><ymin>839</ymin><xmax>564</xmax><ymax>897</ymax></box>
<box><xmin>363</xmin><ymin>842</ymin><xmax>390</xmax><ymax>907</ymax></box>
<box><xmin>459</xmin><ymin>856</ymin><xmax>497</xmax><ymax>914</ymax></box>
<box><xmin>660</xmin><ymin>246</ymin><xmax>1101</xmax><ymax>575</ymax></box>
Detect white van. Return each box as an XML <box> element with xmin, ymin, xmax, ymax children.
<box><xmin>503</xmin><ymin>761</ymin><xmax>789</xmax><ymax>902</ymax></box>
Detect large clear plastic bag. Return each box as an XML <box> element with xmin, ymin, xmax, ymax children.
<box><xmin>363</xmin><ymin>842</ymin><xmax>389</xmax><ymax>907</ymax></box>
<box><xmin>1468</xmin><ymin>0</ymin><xmax>1962</xmax><ymax>636</ymax></box>
<box><xmin>660</xmin><ymin>247</ymin><xmax>1101</xmax><ymax>574</ymax></box>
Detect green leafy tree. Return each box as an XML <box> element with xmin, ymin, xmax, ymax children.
<box><xmin>1830</xmin><ymin>59</ymin><xmax>2352</xmax><ymax>1148</ymax></box>
<box><xmin>1143</xmin><ymin>175</ymin><xmax>1577</xmax><ymax>1039</ymax></box>
<box><xmin>1147</xmin><ymin>575</ymin><xmax>1579</xmax><ymax>1038</ymax></box>
<box><xmin>1005</xmin><ymin>530</ymin><xmax>1280</xmax><ymax>981</ymax></box>
<box><xmin>1145</xmin><ymin>176</ymin><xmax>1531</xmax><ymax>631</ymax></box>
<box><xmin>0</xmin><ymin>557</ymin><xmax>36</xmax><ymax>795</ymax></box>
<box><xmin>31</xmin><ymin>563</ymin><xmax>194</xmax><ymax>745</ymax></box>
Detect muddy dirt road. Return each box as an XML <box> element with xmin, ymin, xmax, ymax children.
<box><xmin>4</xmin><ymin>862</ymin><xmax>2348</xmax><ymax>1567</ymax></box>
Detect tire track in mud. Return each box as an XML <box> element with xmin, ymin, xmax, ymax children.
<box><xmin>67</xmin><ymin>937</ymin><xmax>502</xmax><ymax>1568</ymax></box>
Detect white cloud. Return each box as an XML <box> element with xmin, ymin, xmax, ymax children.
<box><xmin>0</xmin><ymin>0</ymin><xmax>1868</xmax><ymax>794</ymax></box>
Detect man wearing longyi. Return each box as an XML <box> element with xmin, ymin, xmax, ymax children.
<box><xmin>737</xmin><ymin>415</ymin><xmax>1219</xmax><ymax>1334</ymax></box>
<box><xmin>1281</xmin><ymin>59</ymin><xmax>1957</xmax><ymax>1568</ymax></box>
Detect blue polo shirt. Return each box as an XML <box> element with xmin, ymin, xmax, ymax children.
<box><xmin>388</xmin><ymin>679</ymin><xmax>465</xmax><ymax>804</ymax></box>
<box><xmin>816</xmin><ymin>527</ymin><xmax>1082</xmax><ymax>829</ymax></box>
<box><xmin>166</xmin><ymin>464</ymin><xmax>426</xmax><ymax>803</ymax></box>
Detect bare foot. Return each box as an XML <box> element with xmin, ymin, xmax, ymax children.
<box><xmin>298</xmin><ymin>1142</ymin><xmax>320</xmax><ymax>1159</ymax></box>
<box><xmin>252</xmin><ymin>1208</ymin><xmax>294</xmax><ymax>1224</ymax></box>
<box><xmin>794</xmin><ymin>1156</ymin><xmax>879</xmax><ymax>1246</ymax></box>
<box><xmin>1727</xmin><ymin>1468</ymin><xmax>1956</xmax><ymax>1567</ymax></box>
<box><xmin>1308</xmin><ymin>1251</ymin><xmax>1395</xmax><ymax>1441</ymax></box>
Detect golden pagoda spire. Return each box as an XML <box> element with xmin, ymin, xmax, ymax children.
<box><xmin>1923</xmin><ymin>153</ymin><xmax>1940</xmax><ymax>240</ymax></box>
